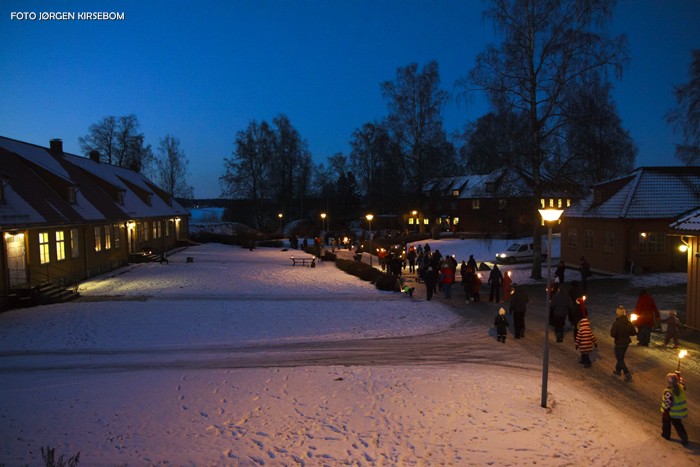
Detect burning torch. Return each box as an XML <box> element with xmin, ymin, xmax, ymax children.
<box><xmin>677</xmin><ymin>349</ymin><xmax>688</xmax><ymax>372</ymax></box>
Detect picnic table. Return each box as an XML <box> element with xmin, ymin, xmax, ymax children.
<box><xmin>291</xmin><ymin>255</ymin><xmax>316</xmax><ymax>267</ymax></box>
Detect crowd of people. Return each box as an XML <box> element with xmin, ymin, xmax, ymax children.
<box><xmin>376</xmin><ymin>242</ymin><xmax>689</xmax><ymax>447</ymax></box>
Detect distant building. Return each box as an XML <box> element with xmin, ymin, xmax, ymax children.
<box><xmin>421</xmin><ymin>168</ymin><xmax>579</xmax><ymax>237</ymax></box>
<box><xmin>0</xmin><ymin>136</ymin><xmax>190</xmax><ymax>308</ymax></box>
<box><xmin>561</xmin><ymin>167</ymin><xmax>700</xmax><ymax>275</ymax></box>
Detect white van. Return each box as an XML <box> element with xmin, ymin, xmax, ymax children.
<box><xmin>495</xmin><ymin>243</ymin><xmax>547</xmax><ymax>264</ymax></box>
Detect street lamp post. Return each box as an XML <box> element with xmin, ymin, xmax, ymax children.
<box><xmin>366</xmin><ymin>214</ymin><xmax>374</xmax><ymax>267</ymax></box>
<box><xmin>539</xmin><ymin>207</ymin><xmax>563</xmax><ymax>408</ymax></box>
<box><xmin>321</xmin><ymin>213</ymin><xmax>327</xmax><ymax>232</ymax></box>
<box><xmin>278</xmin><ymin>213</ymin><xmax>283</xmax><ymax>232</ymax></box>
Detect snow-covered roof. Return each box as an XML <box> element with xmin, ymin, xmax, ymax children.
<box><xmin>669</xmin><ymin>207</ymin><xmax>700</xmax><ymax>233</ymax></box>
<box><xmin>0</xmin><ymin>136</ymin><xmax>189</xmax><ymax>230</ymax></box>
<box><xmin>424</xmin><ymin>168</ymin><xmax>562</xmax><ymax>200</ymax></box>
<box><xmin>564</xmin><ymin>167</ymin><xmax>700</xmax><ymax>219</ymax></box>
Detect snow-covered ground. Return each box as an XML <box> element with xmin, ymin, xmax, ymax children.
<box><xmin>0</xmin><ymin>238</ymin><xmax>694</xmax><ymax>465</ymax></box>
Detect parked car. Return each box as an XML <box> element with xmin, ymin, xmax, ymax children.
<box><xmin>495</xmin><ymin>242</ymin><xmax>547</xmax><ymax>264</ymax></box>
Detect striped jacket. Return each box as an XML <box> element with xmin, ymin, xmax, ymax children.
<box><xmin>575</xmin><ymin>318</ymin><xmax>597</xmax><ymax>353</ymax></box>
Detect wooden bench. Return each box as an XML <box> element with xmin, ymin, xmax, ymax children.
<box><xmin>290</xmin><ymin>256</ymin><xmax>316</xmax><ymax>267</ymax></box>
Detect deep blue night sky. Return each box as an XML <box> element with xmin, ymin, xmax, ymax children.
<box><xmin>1</xmin><ymin>0</ymin><xmax>699</xmax><ymax>198</ymax></box>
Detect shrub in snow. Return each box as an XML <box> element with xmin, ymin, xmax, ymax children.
<box><xmin>373</xmin><ymin>273</ymin><xmax>399</xmax><ymax>291</ymax></box>
<box><xmin>335</xmin><ymin>259</ymin><xmax>384</xmax><ymax>283</ymax></box>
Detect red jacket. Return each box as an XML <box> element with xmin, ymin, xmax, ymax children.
<box><xmin>635</xmin><ymin>292</ymin><xmax>660</xmax><ymax>327</ymax></box>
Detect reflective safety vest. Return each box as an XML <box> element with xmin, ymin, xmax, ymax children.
<box><xmin>661</xmin><ymin>387</ymin><xmax>688</xmax><ymax>419</ymax></box>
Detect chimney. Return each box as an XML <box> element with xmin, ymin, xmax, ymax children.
<box><xmin>49</xmin><ymin>138</ymin><xmax>63</xmax><ymax>154</ymax></box>
<box><xmin>89</xmin><ymin>150</ymin><xmax>101</xmax><ymax>163</ymax></box>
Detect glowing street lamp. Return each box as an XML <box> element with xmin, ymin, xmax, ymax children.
<box><xmin>366</xmin><ymin>214</ymin><xmax>374</xmax><ymax>267</ymax></box>
<box><xmin>321</xmin><ymin>212</ymin><xmax>327</xmax><ymax>232</ymax></box>
<box><xmin>539</xmin><ymin>207</ymin><xmax>564</xmax><ymax>408</ymax></box>
<box><xmin>678</xmin><ymin>349</ymin><xmax>688</xmax><ymax>371</ymax></box>
<box><xmin>278</xmin><ymin>213</ymin><xmax>283</xmax><ymax>231</ymax></box>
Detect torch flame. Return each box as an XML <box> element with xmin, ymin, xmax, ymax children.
<box><xmin>679</xmin><ymin>349</ymin><xmax>688</xmax><ymax>359</ymax></box>
<box><xmin>630</xmin><ymin>313</ymin><xmax>638</xmax><ymax>322</ymax></box>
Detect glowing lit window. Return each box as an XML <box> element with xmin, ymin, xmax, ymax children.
<box><xmin>55</xmin><ymin>231</ymin><xmax>66</xmax><ymax>261</ymax></box>
<box><xmin>104</xmin><ymin>225</ymin><xmax>111</xmax><ymax>250</ymax></box>
<box><xmin>39</xmin><ymin>232</ymin><xmax>50</xmax><ymax>264</ymax></box>
<box><xmin>94</xmin><ymin>226</ymin><xmax>102</xmax><ymax>252</ymax></box>
<box><xmin>639</xmin><ymin>232</ymin><xmax>666</xmax><ymax>254</ymax></box>
<box><xmin>113</xmin><ymin>224</ymin><xmax>121</xmax><ymax>248</ymax></box>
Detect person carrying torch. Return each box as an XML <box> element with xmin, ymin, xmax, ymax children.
<box><xmin>610</xmin><ymin>305</ymin><xmax>637</xmax><ymax>382</ymax></box>
<box><xmin>661</xmin><ymin>369</ymin><xmax>689</xmax><ymax>446</ymax></box>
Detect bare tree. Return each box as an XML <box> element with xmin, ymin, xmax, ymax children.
<box><xmin>220</xmin><ymin>121</ymin><xmax>275</xmax><ymax>229</ymax></box>
<box><xmin>155</xmin><ymin>134</ymin><xmax>193</xmax><ymax>198</ymax></box>
<box><xmin>667</xmin><ymin>49</ymin><xmax>700</xmax><ymax>165</ymax></box>
<box><xmin>382</xmin><ymin>61</ymin><xmax>456</xmax><ymax>199</ymax></box>
<box><xmin>350</xmin><ymin>122</ymin><xmax>404</xmax><ymax>212</ymax></box>
<box><xmin>465</xmin><ymin>0</ymin><xmax>628</xmax><ymax>279</ymax></box>
<box><xmin>562</xmin><ymin>77</ymin><xmax>636</xmax><ymax>185</ymax></box>
<box><xmin>79</xmin><ymin>114</ymin><xmax>153</xmax><ymax>173</ymax></box>
<box><xmin>459</xmin><ymin>109</ymin><xmax>529</xmax><ymax>175</ymax></box>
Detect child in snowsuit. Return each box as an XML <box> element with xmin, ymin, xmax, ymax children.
<box><xmin>574</xmin><ymin>315</ymin><xmax>597</xmax><ymax>368</ymax></box>
<box><xmin>661</xmin><ymin>372</ymin><xmax>689</xmax><ymax>446</ymax></box>
<box><xmin>662</xmin><ymin>311</ymin><xmax>682</xmax><ymax>348</ymax></box>
<box><xmin>494</xmin><ymin>307</ymin><xmax>509</xmax><ymax>343</ymax></box>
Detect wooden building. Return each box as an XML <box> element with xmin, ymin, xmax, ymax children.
<box><xmin>669</xmin><ymin>208</ymin><xmax>700</xmax><ymax>330</ymax></box>
<box><xmin>561</xmin><ymin>167</ymin><xmax>700</xmax><ymax>275</ymax></box>
<box><xmin>0</xmin><ymin>136</ymin><xmax>190</xmax><ymax>308</ymax></box>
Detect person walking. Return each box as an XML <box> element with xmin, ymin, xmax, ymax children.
<box><xmin>575</xmin><ymin>314</ymin><xmax>597</xmax><ymax>368</ymax></box>
<box><xmin>423</xmin><ymin>266</ymin><xmax>437</xmax><ymax>301</ymax></box>
<box><xmin>509</xmin><ymin>283</ymin><xmax>529</xmax><ymax>339</ymax></box>
<box><xmin>661</xmin><ymin>372</ymin><xmax>689</xmax><ymax>446</ymax></box>
<box><xmin>550</xmin><ymin>286</ymin><xmax>572</xmax><ymax>343</ymax></box>
<box><xmin>494</xmin><ymin>307</ymin><xmax>509</xmax><ymax>343</ymax></box>
<box><xmin>440</xmin><ymin>262</ymin><xmax>455</xmax><ymax>299</ymax></box>
<box><xmin>488</xmin><ymin>264</ymin><xmax>503</xmax><ymax>303</ymax></box>
<box><xmin>462</xmin><ymin>264</ymin><xmax>474</xmax><ymax>303</ymax></box>
<box><xmin>579</xmin><ymin>256</ymin><xmax>591</xmax><ymax>292</ymax></box>
<box><xmin>472</xmin><ymin>272</ymin><xmax>482</xmax><ymax>303</ymax></box>
<box><xmin>662</xmin><ymin>310</ymin><xmax>682</xmax><ymax>348</ymax></box>
<box><xmin>555</xmin><ymin>260</ymin><xmax>566</xmax><ymax>286</ymax></box>
<box><xmin>635</xmin><ymin>289</ymin><xmax>660</xmax><ymax>346</ymax></box>
<box><xmin>610</xmin><ymin>305</ymin><xmax>637</xmax><ymax>382</ymax></box>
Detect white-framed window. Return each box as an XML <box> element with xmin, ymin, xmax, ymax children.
<box><xmin>71</xmin><ymin>228</ymin><xmax>79</xmax><ymax>258</ymax></box>
<box><xmin>472</xmin><ymin>199</ymin><xmax>480</xmax><ymax>210</ymax></box>
<box><xmin>602</xmin><ymin>231</ymin><xmax>614</xmax><ymax>254</ymax></box>
<box><xmin>583</xmin><ymin>229</ymin><xmax>594</xmax><ymax>250</ymax></box>
<box><xmin>94</xmin><ymin>226</ymin><xmax>102</xmax><ymax>252</ymax></box>
<box><xmin>55</xmin><ymin>230</ymin><xmax>66</xmax><ymax>261</ymax></box>
<box><xmin>39</xmin><ymin>232</ymin><xmax>50</xmax><ymax>264</ymax></box>
<box><xmin>568</xmin><ymin>228</ymin><xmax>578</xmax><ymax>248</ymax></box>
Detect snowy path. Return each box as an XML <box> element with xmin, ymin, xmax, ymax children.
<box><xmin>1</xmin><ymin>242</ymin><xmax>698</xmax><ymax>465</ymax></box>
